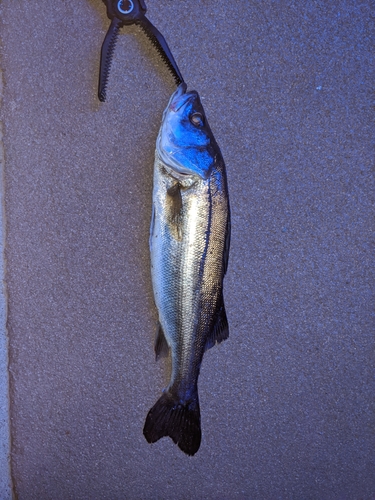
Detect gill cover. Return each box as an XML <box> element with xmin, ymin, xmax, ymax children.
<box><xmin>157</xmin><ymin>84</ymin><xmax>216</xmax><ymax>179</ymax></box>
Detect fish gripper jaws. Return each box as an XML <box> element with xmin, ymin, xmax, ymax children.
<box><xmin>99</xmin><ymin>0</ymin><xmax>184</xmax><ymax>102</ymax></box>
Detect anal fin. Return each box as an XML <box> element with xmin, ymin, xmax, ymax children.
<box><xmin>155</xmin><ymin>322</ymin><xmax>169</xmax><ymax>361</ymax></box>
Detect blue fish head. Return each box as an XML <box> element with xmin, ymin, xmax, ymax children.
<box><xmin>157</xmin><ymin>84</ymin><xmax>216</xmax><ymax>179</ymax></box>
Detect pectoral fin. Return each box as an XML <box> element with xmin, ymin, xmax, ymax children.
<box><xmin>166</xmin><ymin>182</ymin><xmax>183</xmax><ymax>240</ymax></box>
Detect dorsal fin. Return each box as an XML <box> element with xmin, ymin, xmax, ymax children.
<box><xmin>223</xmin><ymin>208</ymin><xmax>231</xmax><ymax>275</ymax></box>
<box><xmin>204</xmin><ymin>297</ymin><xmax>229</xmax><ymax>352</ymax></box>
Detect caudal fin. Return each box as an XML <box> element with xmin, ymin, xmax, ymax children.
<box><xmin>143</xmin><ymin>392</ymin><xmax>201</xmax><ymax>456</ymax></box>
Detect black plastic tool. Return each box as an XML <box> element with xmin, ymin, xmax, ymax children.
<box><xmin>98</xmin><ymin>0</ymin><xmax>184</xmax><ymax>101</ymax></box>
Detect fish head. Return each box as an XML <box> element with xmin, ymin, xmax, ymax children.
<box><xmin>157</xmin><ymin>83</ymin><xmax>216</xmax><ymax>180</ymax></box>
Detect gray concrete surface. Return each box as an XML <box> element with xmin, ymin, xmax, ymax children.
<box><xmin>0</xmin><ymin>0</ymin><xmax>374</xmax><ymax>498</ymax></box>
<box><xmin>0</xmin><ymin>70</ymin><xmax>12</xmax><ymax>499</ymax></box>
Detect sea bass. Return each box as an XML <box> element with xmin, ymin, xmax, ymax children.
<box><xmin>143</xmin><ymin>83</ymin><xmax>230</xmax><ymax>456</ymax></box>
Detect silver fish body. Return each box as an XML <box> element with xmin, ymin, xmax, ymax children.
<box><xmin>143</xmin><ymin>84</ymin><xmax>230</xmax><ymax>456</ymax></box>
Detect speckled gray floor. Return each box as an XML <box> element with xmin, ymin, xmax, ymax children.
<box><xmin>0</xmin><ymin>1</ymin><xmax>374</xmax><ymax>498</ymax></box>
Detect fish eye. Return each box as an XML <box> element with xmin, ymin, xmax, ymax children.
<box><xmin>189</xmin><ymin>112</ymin><xmax>205</xmax><ymax>127</ymax></box>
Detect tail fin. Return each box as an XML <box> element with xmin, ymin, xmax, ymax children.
<box><xmin>143</xmin><ymin>392</ymin><xmax>201</xmax><ymax>456</ymax></box>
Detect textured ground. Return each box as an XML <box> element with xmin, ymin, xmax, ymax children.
<box><xmin>0</xmin><ymin>0</ymin><xmax>374</xmax><ymax>498</ymax></box>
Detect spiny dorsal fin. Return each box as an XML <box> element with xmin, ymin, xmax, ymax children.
<box><xmin>223</xmin><ymin>208</ymin><xmax>231</xmax><ymax>275</ymax></box>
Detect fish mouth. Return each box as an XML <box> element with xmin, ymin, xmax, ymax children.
<box><xmin>168</xmin><ymin>83</ymin><xmax>198</xmax><ymax>112</ymax></box>
<box><xmin>157</xmin><ymin>84</ymin><xmax>198</xmax><ymax>178</ymax></box>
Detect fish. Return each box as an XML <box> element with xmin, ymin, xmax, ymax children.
<box><xmin>143</xmin><ymin>83</ymin><xmax>230</xmax><ymax>456</ymax></box>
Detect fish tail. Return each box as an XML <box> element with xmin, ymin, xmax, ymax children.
<box><xmin>143</xmin><ymin>391</ymin><xmax>201</xmax><ymax>456</ymax></box>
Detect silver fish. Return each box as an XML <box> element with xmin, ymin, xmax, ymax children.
<box><xmin>143</xmin><ymin>83</ymin><xmax>230</xmax><ymax>455</ymax></box>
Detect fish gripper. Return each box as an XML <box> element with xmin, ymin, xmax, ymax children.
<box><xmin>98</xmin><ymin>0</ymin><xmax>184</xmax><ymax>102</ymax></box>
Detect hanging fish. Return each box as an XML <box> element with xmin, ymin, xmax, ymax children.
<box><xmin>143</xmin><ymin>83</ymin><xmax>231</xmax><ymax>455</ymax></box>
